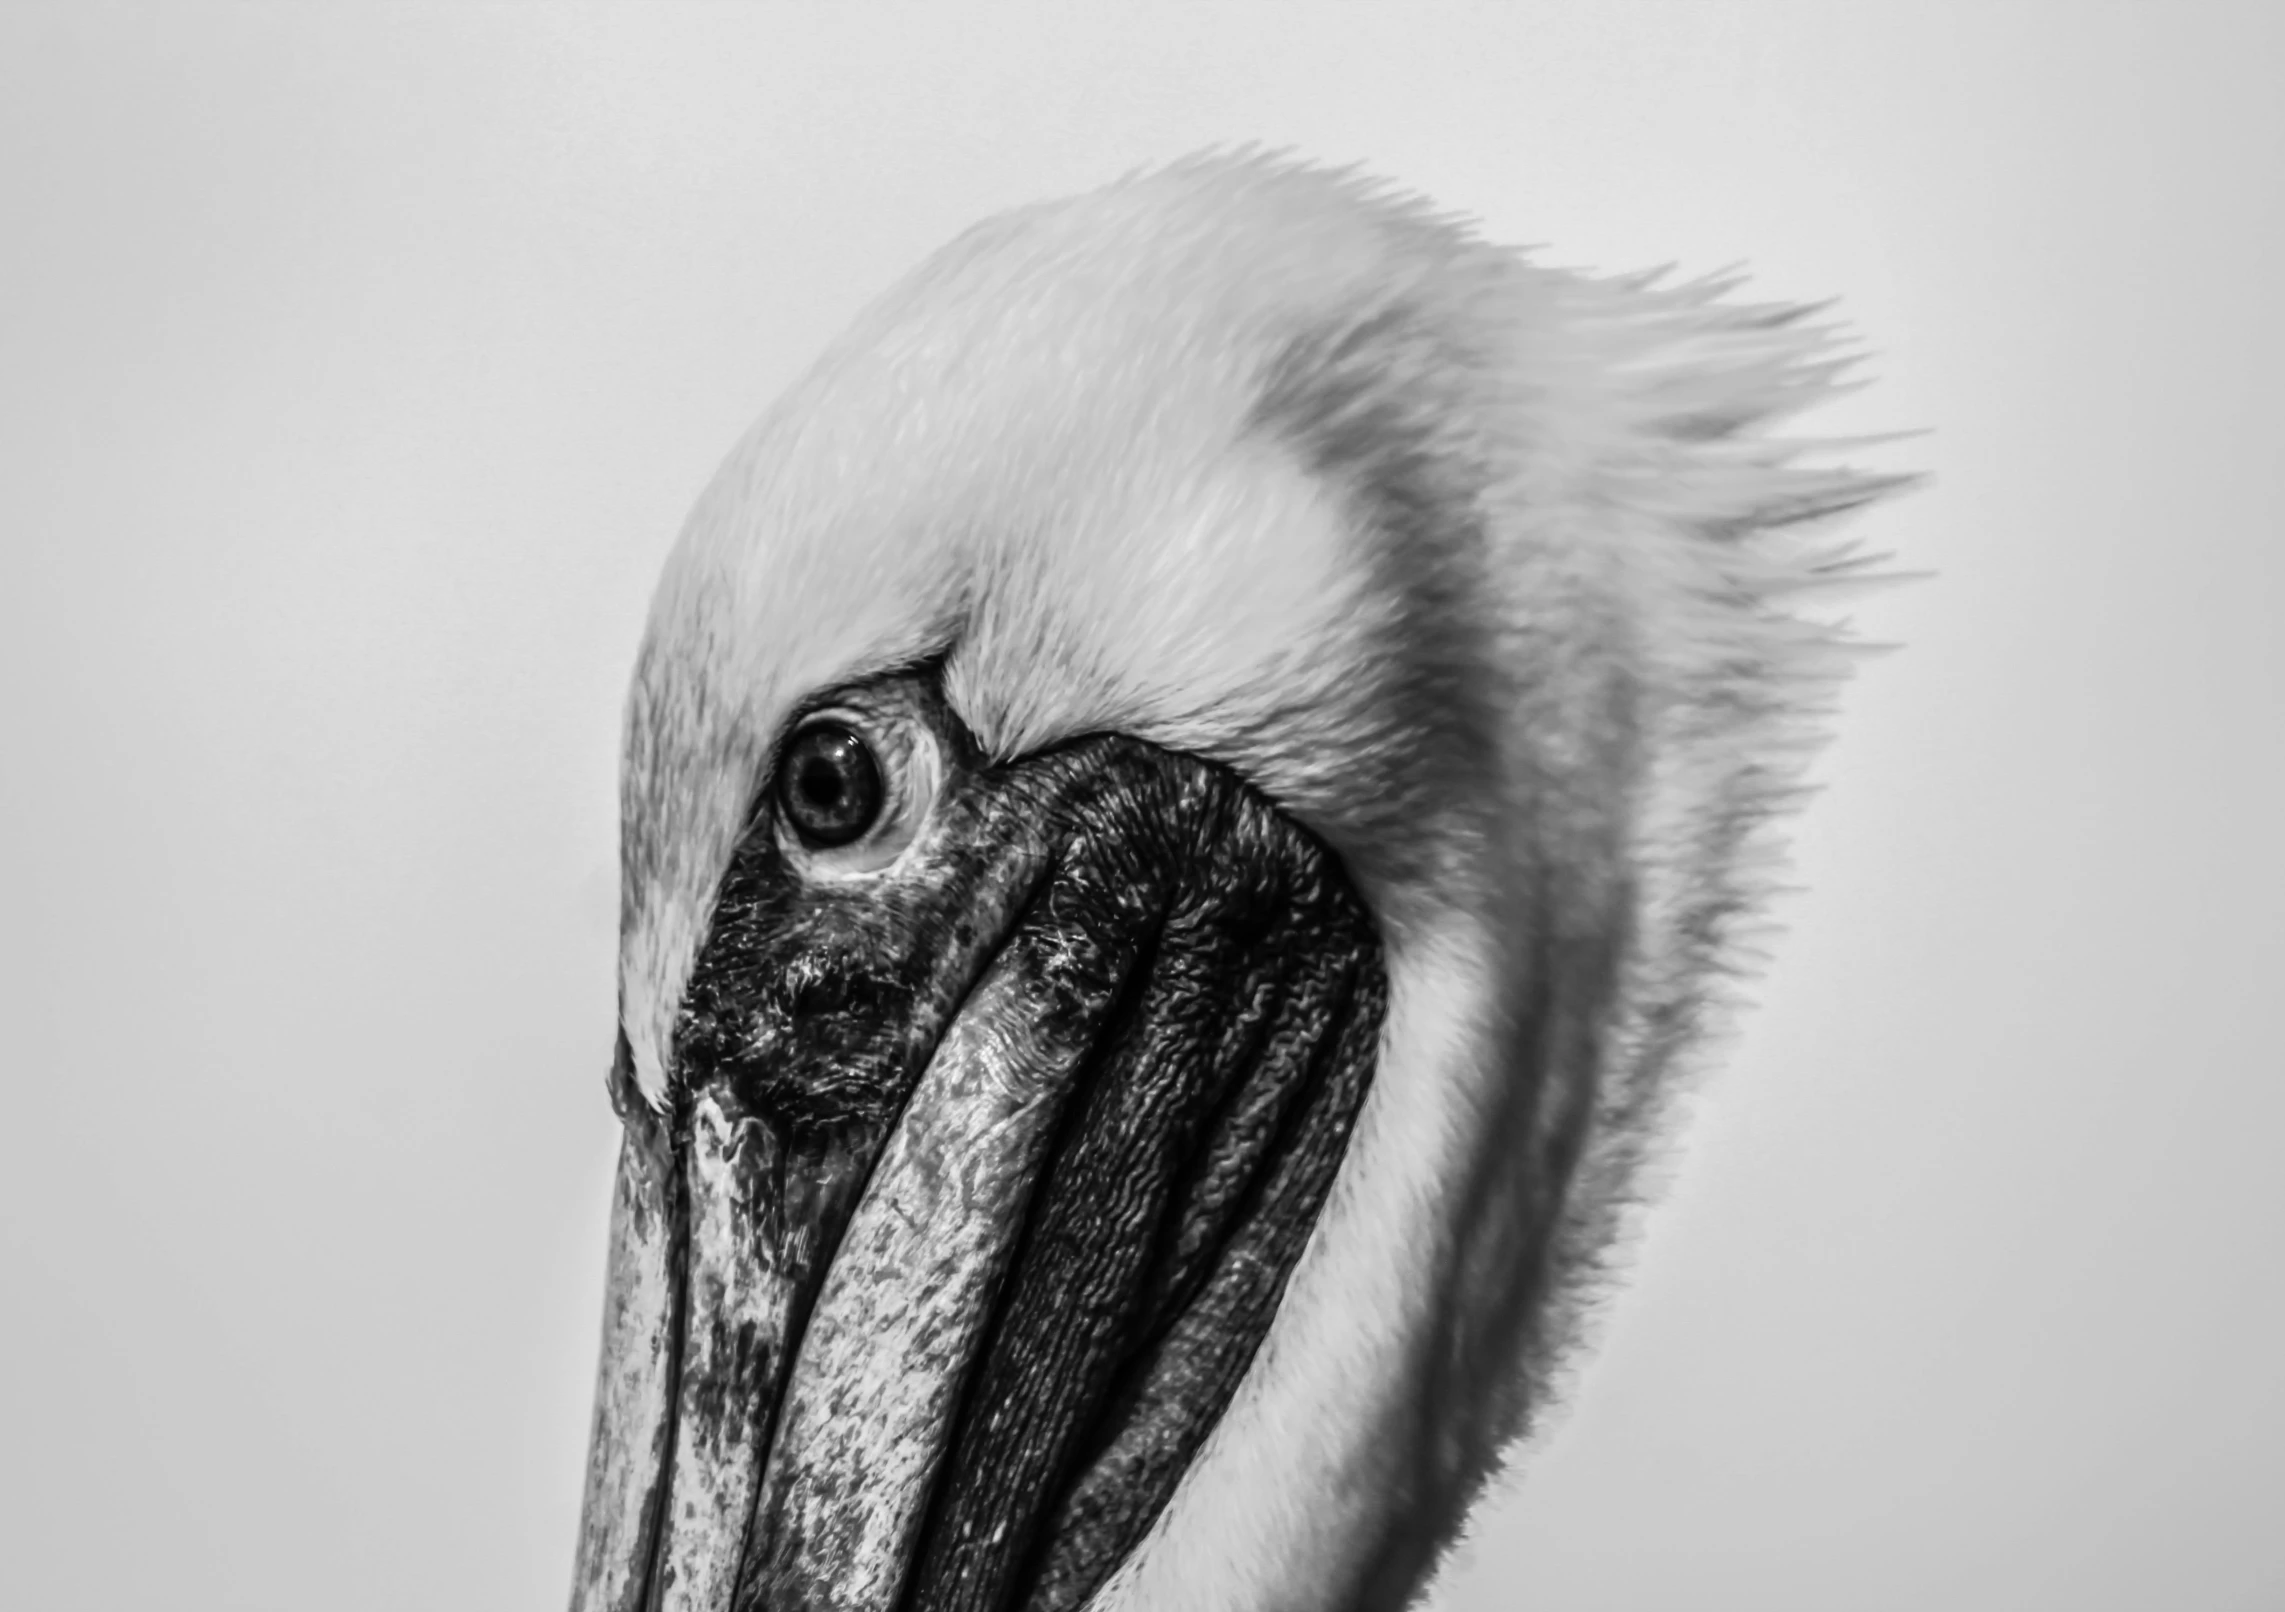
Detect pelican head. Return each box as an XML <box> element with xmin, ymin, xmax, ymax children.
<box><xmin>568</xmin><ymin>153</ymin><xmax>1897</xmax><ymax>1612</ymax></box>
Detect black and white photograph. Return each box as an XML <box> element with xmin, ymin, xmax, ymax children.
<box><xmin>2</xmin><ymin>6</ymin><xmax>2276</xmax><ymax>1609</ymax></box>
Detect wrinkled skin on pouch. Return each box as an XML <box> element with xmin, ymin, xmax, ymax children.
<box><xmin>575</xmin><ymin>675</ymin><xmax>1385</xmax><ymax>1612</ymax></box>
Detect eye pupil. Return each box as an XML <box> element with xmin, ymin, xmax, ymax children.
<box><xmin>777</xmin><ymin>724</ymin><xmax>883</xmax><ymax>848</ymax></box>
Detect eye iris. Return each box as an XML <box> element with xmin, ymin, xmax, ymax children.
<box><xmin>778</xmin><ymin>725</ymin><xmax>882</xmax><ymax>847</ymax></box>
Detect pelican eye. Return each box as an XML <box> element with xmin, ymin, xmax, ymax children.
<box><xmin>778</xmin><ymin>723</ymin><xmax>883</xmax><ymax>848</ymax></box>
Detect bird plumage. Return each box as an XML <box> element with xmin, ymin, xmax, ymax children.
<box><xmin>606</xmin><ymin>151</ymin><xmax>1900</xmax><ymax>1609</ymax></box>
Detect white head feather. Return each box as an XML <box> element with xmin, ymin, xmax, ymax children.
<box><xmin>616</xmin><ymin>152</ymin><xmax>1900</xmax><ymax>1609</ymax></box>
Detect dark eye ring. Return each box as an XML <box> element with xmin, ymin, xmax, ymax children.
<box><xmin>777</xmin><ymin>722</ymin><xmax>884</xmax><ymax>848</ymax></box>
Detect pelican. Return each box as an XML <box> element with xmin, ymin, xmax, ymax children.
<box><xmin>568</xmin><ymin>152</ymin><xmax>1900</xmax><ymax>1612</ymax></box>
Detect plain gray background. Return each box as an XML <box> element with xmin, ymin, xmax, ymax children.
<box><xmin>4</xmin><ymin>4</ymin><xmax>2279</xmax><ymax>1608</ymax></box>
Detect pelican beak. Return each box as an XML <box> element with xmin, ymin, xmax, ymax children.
<box><xmin>570</xmin><ymin>728</ymin><xmax>1384</xmax><ymax>1612</ymax></box>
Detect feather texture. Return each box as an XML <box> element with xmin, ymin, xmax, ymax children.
<box><xmin>617</xmin><ymin>151</ymin><xmax>1906</xmax><ymax>1610</ymax></box>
